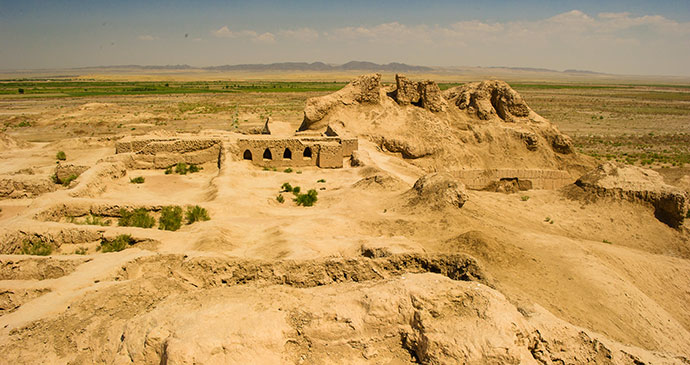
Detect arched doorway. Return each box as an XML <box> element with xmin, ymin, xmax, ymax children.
<box><xmin>303</xmin><ymin>147</ymin><xmax>312</xmax><ymax>159</ymax></box>
<box><xmin>243</xmin><ymin>150</ymin><xmax>252</xmax><ymax>160</ymax></box>
<box><xmin>283</xmin><ymin>148</ymin><xmax>292</xmax><ymax>160</ymax></box>
<box><xmin>263</xmin><ymin>148</ymin><xmax>272</xmax><ymax>160</ymax></box>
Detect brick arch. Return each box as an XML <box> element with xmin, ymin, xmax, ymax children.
<box><xmin>303</xmin><ymin>146</ymin><xmax>312</xmax><ymax>159</ymax></box>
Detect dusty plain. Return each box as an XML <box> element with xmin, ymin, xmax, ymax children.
<box><xmin>1</xmin><ymin>69</ymin><xmax>689</xmax><ymax>364</ymax></box>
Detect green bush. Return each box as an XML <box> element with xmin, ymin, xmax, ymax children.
<box><xmin>159</xmin><ymin>206</ymin><xmax>183</xmax><ymax>231</ymax></box>
<box><xmin>185</xmin><ymin>205</ymin><xmax>210</xmax><ymax>224</ymax></box>
<box><xmin>83</xmin><ymin>215</ymin><xmax>111</xmax><ymax>226</ymax></box>
<box><xmin>283</xmin><ymin>168</ymin><xmax>293</xmax><ymax>173</ymax></box>
<box><xmin>130</xmin><ymin>176</ymin><xmax>145</xmax><ymax>184</ymax></box>
<box><xmin>50</xmin><ymin>174</ymin><xmax>59</xmax><ymax>184</ymax></box>
<box><xmin>119</xmin><ymin>208</ymin><xmax>155</xmax><ymax>228</ymax></box>
<box><xmin>188</xmin><ymin>164</ymin><xmax>201</xmax><ymax>173</ymax></box>
<box><xmin>62</xmin><ymin>174</ymin><xmax>78</xmax><ymax>186</ymax></box>
<box><xmin>56</xmin><ymin>151</ymin><xmax>66</xmax><ymax>161</ymax></box>
<box><xmin>294</xmin><ymin>189</ymin><xmax>318</xmax><ymax>207</ymax></box>
<box><xmin>520</xmin><ymin>195</ymin><xmax>530</xmax><ymax>201</ymax></box>
<box><xmin>292</xmin><ymin>186</ymin><xmax>301</xmax><ymax>194</ymax></box>
<box><xmin>317</xmin><ymin>179</ymin><xmax>326</xmax><ymax>183</ymax></box>
<box><xmin>20</xmin><ymin>238</ymin><xmax>52</xmax><ymax>256</ymax></box>
<box><xmin>101</xmin><ymin>234</ymin><xmax>135</xmax><ymax>253</ymax></box>
<box><xmin>175</xmin><ymin>162</ymin><xmax>188</xmax><ymax>175</ymax></box>
<box><xmin>281</xmin><ymin>182</ymin><xmax>293</xmax><ymax>192</ymax></box>
<box><xmin>165</xmin><ymin>167</ymin><xmax>173</xmax><ymax>175</ymax></box>
<box><xmin>276</xmin><ymin>194</ymin><xmax>285</xmax><ymax>203</ymax></box>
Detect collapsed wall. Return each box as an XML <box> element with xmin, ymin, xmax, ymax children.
<box><xmin>114</xmin><ymin>136</ymin><xmax>223</xmax><ymax>169</ymax></box>
<box><xmin>569</xmin><ymin>162</ymin><xmax>689</xmax><ymax>228</ymax></box>
<box><xmin>297</xmin><ymin>73</ymin><xmax>594</xmax><ymax>190</ymax></box>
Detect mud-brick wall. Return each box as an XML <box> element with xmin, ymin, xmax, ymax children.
<box><xmin>341</xmin><ymin>138</ymin><xmax>358</xmax><ymax>157</ymax></box>
<box><xmin>237</xmin><ymin>139</ymin><xmax>319</xmax><ymax>168</ymax></box>
<box><xmin>453</xmin><ymin>169</ymin><xmax>573</xmax><ymax>190</ymax></box>
<box><xmin>317</xmin><ymin>143</ymin><xmax>344</xmax><ymax>168</ymax></box>
<box><xmin>115</xmin><ymin>138</ymin><xmax>176</xmax><ymax>153</ymax></box>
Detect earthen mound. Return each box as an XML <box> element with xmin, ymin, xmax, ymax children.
<box><xmin>406</xmin><ymin>173</ymin><xmax>469</xmax><ymax>209</ymax></box>
<box><xmin>0</xmin><ymin>132</ymin><xmax>28</xmax><ymax>149</ymax></box>
<box><xmin>54</xmin><ymin>164</ymin><xmax>89</xmax><ymax>185</ymax></box>
<box><xmin>443</xmin><ymin>80</ymin><xmax>542</xmax><ymax>123</ymax></box>
<box><xmin>297</xmin><ymin>74</ymin><xmax>593</xmax><ymax>179</ymax></box>
<box><xmin>570</xmin><ymin>162</ymin><xmax>688</xmax><ymax>227</ymax></box>
<box><xmin>299</xmin><ymin>73</ymin><xmax>382</xmax><ymax>131</ymax></box>
<box><xmin>352</xmin><ymin>172</ymin><xmax>407</xmax><ymax>191</ymax></box>
<box><xmin>0</xmin><ymin>175</ymin><xmax>57</xmax><ymax>199</ymax></box>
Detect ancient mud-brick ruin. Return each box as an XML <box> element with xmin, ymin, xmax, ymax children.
<box><xmin>113</xmin><ymin>120</ymin><xmax>358</xmax><ymax>170</ymax></box>
<box><xmin>236</xmin><ymin>119</ymin><xmax>357</xmax><ymax>169</ymax></box>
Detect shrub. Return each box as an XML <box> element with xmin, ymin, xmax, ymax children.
<box><xmin>20</xmin><ymin>238</ymin><xmax>52</xmax><ymax>256</ymax></box>
<box><xmin>276</xmin><ymin>194</ymin><xmax>285</xmax><ymax>203</ymax></box>
<box><xmin>119</xmin><ymin>208</ymin><xmax>155</xmax><ymax>228</ymax></box>
<box><xmin>317</xmin><ymin>179</ymin><xmax>326</xmax><ymax>183</ymax></box>
<box><xmin>62</xmin><ymin>174</ymin><xmax>78</xmax><ymax>187</ymax></box>
<box><xmin>165</xmin><ymin>167</ymin><xmax>173</xmax><ymax>175</ymax></box>
<box><xmin>101</xmin><ymin>234</ymin><xmax>135</xmax><ymax>253</ymax></box>
<box><xmin>603</xmin><ymin>239</ymin><xmax>612</xmax><ymax>244</ymax></box>
<box><xmin>283</xmin><ymin>168</ymin><xmax>293</xmax><ymax>173</ymax></box>
<box><xmin>74</xmin><ymin>246</ymin><xmax>88</xmax><ymax>255</ymax></box>
<box><xmin>292</xmin><ymin>186</ymin><xmax>301</xmax><ymax>194</ymax></box>
<box><xmin>175</xmin><ymin>162</ymin><xmax>188</xmax><ymax>175</ymax></box>
<box><xmin>18</xmin><ymin>88</ymin><xmax>24</xmax><ymax>94</ymax></box>
<box><xmin>159</xmin><ymin>205</ymin><xmax>183</xmax><ymax>231</ymax></box>
<box><xmin>56</xmin><ymin>151</ymin><xmax>67</xmax><ymax>161</ymax></box>
<box><xmin>185</xmin><ymin>205</ymin><xmax>210</xmax><ymax>224</ymax></box>
<box><xmin>281</xmin><ymin>182</ymin><xmax>293</xmax><ymax>192</ymax></box>
<box><xmin>188</xmin><ymin>164</ymin><xmax>200</xmax><ymax>173</ymax></box>
<box><xmin>296</xmin><ymin>170</ymin><xmax>302</xmax><ymax>174</ymax></box>
<box><xmin>71</xmin><ymin>214</ymin><xmax>111</xmax><ymax>226</ymax></box>
<box><xmin>50</xmin><ymin>174</ymin><xmax>59</xmax><ymax>184</ymax></box>
<box><xmin>130</xmin><ymin>176</ymin><xmax>145</xmax><ymax>184</ymax></box>
<box><xmin>520</xmin><ymin>195</ymin><xmax>530</xmax><ymax>201</ymax></box>
<box><xmin>294</xmin><ymin>189</ymin><xmax>318</xmax><ymax>207</ymax></box>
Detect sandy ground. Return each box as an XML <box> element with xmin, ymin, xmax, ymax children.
<box><xmin>0</xmin><ymin>83</ymin><xmax>689</xmax><ymax>363</ymax></box>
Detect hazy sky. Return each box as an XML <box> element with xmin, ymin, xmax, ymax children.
<box><xmin>1</xmin><ymin>0</ymin><xmax>689</xmax><ymax>75</ymax></box>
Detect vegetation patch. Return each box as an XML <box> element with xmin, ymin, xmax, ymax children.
<box><xmin>294</xmin><ymin>189</ymin><xmax>318</xmax><ymax>207</ymax></box>
<box><xmin>185</xmin><ymin>205</ymin><xmax>210</xmax><ymax>224</ymax></box>
<box><xmin>61</xmin><ymin>174</ymin><xmax>78</xmax><ymax>187</ymax></box>
<box><xmin>159</xmin><ymin>206</ymin><xmax>183</xmax><ymax>231</ymax></box>
<box><xmin>166</xmin><ymin>162</ymin><xmax>202</xmax><ymax>175</ymax></box>
<box><xmin>68</xmin><ymin>214</ymin><xmax>111</xmax><ymax>226</ymax></box>
<box><xmin>20</xmin><ymin>238</ymin><xmax>53</xmax><ymax>256</ymax></box>
<box><xmin>100</xmin><ymin>234</ymin><xmax>135</xmax><ymax>253</ymax></box>
<box><xmin>130</xmin><ymin>176</ymin><xmax>145</xmax><ymax>184</ymax></box>
<box><xmin>276</xmin><ymin>194</ymin><xmax>285</xmax><ymax>203</ymax></box>
<box><xmin>119</xmin><ymin>208</ymin><xmax>155</xmax><ymax>228</ymax></box>
<box><xmin>56</xmin><ymin>151</ymin><xmax>66</xmax><ymax>161</ymax></box>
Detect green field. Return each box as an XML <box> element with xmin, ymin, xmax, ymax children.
<box><xmin>0</xmin><ymin>80</ymin><xmax>349</xmax><ymax>97</ymax></box>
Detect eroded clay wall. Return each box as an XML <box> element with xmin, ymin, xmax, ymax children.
<box><xmin>115</xmin><ymin>137</ymin><xmax>223</xmax><ymax>169</ymax></box>
<box><xmin>317</xmin><ymin>143</ymin><xmax>344</xmax><ymax>168</ymax></box>
<box><xmin>341</xmin><ymin>138</ymin><xmax>358</xmax><ymax>157</ymax></box>
<box><xmin>453</xmin><ymin>169</ymin><xmax>573</xmax><ymax>190</ymax></box>
<box><xmin>237</xmin><ymin>138</ymin><xmax>319</xmax><ymax>168</ymax></box>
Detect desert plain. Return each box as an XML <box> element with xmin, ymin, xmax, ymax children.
<box><xmin>0</xmin><ymin>68</ymin><xmax>689</xmax><ymax>364</ymax></box>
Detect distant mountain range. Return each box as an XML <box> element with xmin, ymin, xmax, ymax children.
<box><xmin>72</xmin><ymin>62</ymin><xmax>605</xmax><ymax>75</ymax></box>
<box><xmin>79</xmin><ymin>62</ymin><xmax>434</xmax><ymax>72</ymax></box>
